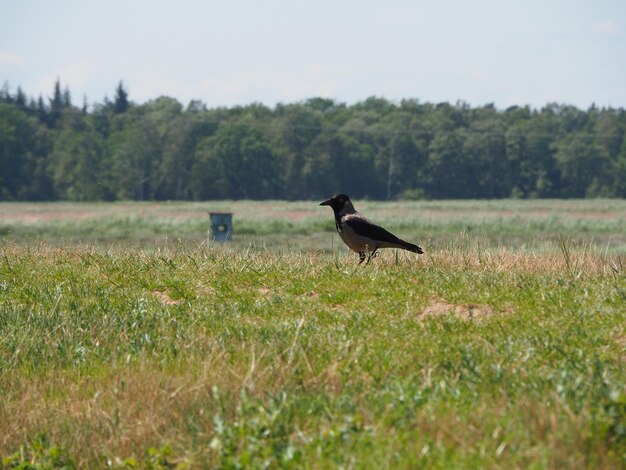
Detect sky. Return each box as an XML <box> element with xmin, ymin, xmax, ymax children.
<box><xmin>1</xmin><ymin>0</ymin><xmax>625</xmax><ymax>110</ymax></box>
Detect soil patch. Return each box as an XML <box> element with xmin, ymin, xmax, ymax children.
<box><xmin>151</xmin><ymin>290</ymin><xmax>184</xmax><ymax>306</ymax></box>
<box><xmin>280</xmin><ymin>210</ymin><xmax>314</xmax><ymax>220</ymax></box>
<box><xmin>420</xmin><ymin>298</ymin><xmax>495</xmax><ymax>320</ymax></box>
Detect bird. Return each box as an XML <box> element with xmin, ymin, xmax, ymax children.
<box><xmin>319</xmin><ymin>194</ymin><xmax>424</xmax><ymax>264</ymax></box>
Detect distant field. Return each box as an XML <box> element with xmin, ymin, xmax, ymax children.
<box><xmin>1</xmin><ymin>200</ymin><xmax>625</xmax><ymax>467</ymax></box>
<box><xmin>1</xmin><ymin>199</ymin><xmax>625</xmax><ymax>253</ymax></box>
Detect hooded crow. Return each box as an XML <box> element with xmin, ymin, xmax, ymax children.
<box><xmin>320</xmin><ymin>194</ymin><xmax>424</xmax><ymax>264</ymax></box>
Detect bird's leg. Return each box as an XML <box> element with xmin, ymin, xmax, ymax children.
<box><xmin>365</xmin><ymin>249</ymin><xmax>379</xmax><ymax>265</ymax></box>
<box><xmin>358</xmin><ymin>252</ymin><xmax>366</xmax><ymax>264</ymax></box>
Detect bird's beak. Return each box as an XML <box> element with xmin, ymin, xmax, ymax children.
<box><xmin>319</xmin><ymin>198</ymin><xmax>332</xmax><ymax>206</ymax></box>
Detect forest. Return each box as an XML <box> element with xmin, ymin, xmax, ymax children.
<box><xmin>1</xmin><ymin>80</ymin><xmax>625</xmax><ymax>201</ymax></box>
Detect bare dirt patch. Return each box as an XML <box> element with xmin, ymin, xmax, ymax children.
<box><xmin>365</xmin><ymin>204</ymin><xmax>626</xmax><ymax>222</ymax></box>
<box><xmin>151</xmin><ymin>290</ymin><xmax>184</xmax><ymax>306</ymax></box>
<box><xmin>280</xmin><ymin>210</ymin><xmax>314</xmax><ymax>220</ymax></box>
<box><xmin>420</xmin><ymin>298</ymin><xmax>495</xmax><ymax>320</ymax></box>
<box><xmin>257</xmin><ymin>287</ymin><xmax>272</xmax><ymax>297</ymax></box>
<box><xmin>0</xmin><ymin>210</ymin><xmax>108</xmax><ymax>223</ymax></box>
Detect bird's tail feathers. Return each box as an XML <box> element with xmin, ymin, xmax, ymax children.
<box><xmin>399</xmin><ymin>241</ymin><xmax>424</xmax><ymax>254</ymax></box>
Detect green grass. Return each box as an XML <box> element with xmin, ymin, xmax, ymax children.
<box><xmin>1</xmin><ymin>200</ymin><xmax>625</xmax><ymax>468</ymax></box>
<box><xmin>1</xmin><ymin>199</ymin><xmax>625</xmax><ymax>252</ymax></box>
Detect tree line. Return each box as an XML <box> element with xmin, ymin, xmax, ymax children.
<box><xmin>1</xmin><ymin>80</ymin><xmax>625</xmax><ymax>201</ymax></box>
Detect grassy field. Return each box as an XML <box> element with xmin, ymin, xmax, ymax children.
<box><xmin>1</xmin><ymin>200</ymin><xmax>625</xmax><ymax>468</ymax></box>
<box><xmin>1</xmin><ymin>199</ymin><xmax>626</xmax><ymax>252</ymax></box>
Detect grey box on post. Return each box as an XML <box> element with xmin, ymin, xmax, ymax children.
<box><xmin>209</xmin><ymin>212</ymin><xmax>233</xmax><ymax>241</ymax></box>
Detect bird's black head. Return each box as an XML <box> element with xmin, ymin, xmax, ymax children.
<box><xmin>319</xmin><ymin>194</ymin><xmax>351</xmax><ymax>212</ymax></box>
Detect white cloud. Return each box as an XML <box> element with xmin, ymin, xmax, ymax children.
<box><xmin>0</xmin><ymin>52</ymin><xmax>25</xmax><ymax>66</ymax></box>
<box><xmin>592</xmin><ymin>20</ymin><xmax>620</xmax><ymax>36</ymax></box>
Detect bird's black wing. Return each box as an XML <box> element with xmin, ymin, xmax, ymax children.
<box><xmin>345</xmin><ymin>218</ymin><xmax>404</xmax><ymax>244</ymax></box>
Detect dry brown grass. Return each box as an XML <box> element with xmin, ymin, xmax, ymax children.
<box><xmin>0</xmin><ymin>355</ymin><xmax>290</xmax><ymax>465</ymax></box>
<box><xmin>417</xmin><ymin>246</ymin><xmax>624</xmax><ymax>277</ymax></box>
<box><xmin>616</xmin><ymin>334</ymin><xmax>626</xmax><ymax>364</ymax></box>
<box><xmin>420</xmin><ymin>297</ymin><xmax>496</xmax><ymax>320</ymax></box>
<box><xmin>0</xmin><ymin>338</ymin><xmax>357</xmax><ymax>465</ymax></box>
<box><xmin>1</xmin><ymin>366</ymin><xmax>202</xmax><ymax>466</ymax></box>
<box><xmin>151</xmin><ymin>289</ymin><xmax>184</xmax><ymax>306</ymax></box>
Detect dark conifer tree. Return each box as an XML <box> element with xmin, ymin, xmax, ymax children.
<box><xmin>114</xmin><ymin>81</ymin><xmax>130</xmax><ymax>114</ymax></box>
<box><xmin>62</xmin><ymin>86</ymin><xmax>72</xmax><ymax>108</ymax></box>
<box><xmin>48</xmin><ymin>79</ymin><xmax>63</xmax><ymax>127</ymax></box>
<box><xmin>51</xmin><ymin>79</ymin><xmax>63</xmax><ymax>111</ymax></box>
<box><xmin>36</xmin><ymin>95</ymin><xmax>47</xmax><ymax>123</ymax></box>
<box><xmin>15</xmin><ymin>87</ymin><xmax>27</xmax><ymax>108</ymax></box>
<box><xmin>1</xmin><ymin>82</ymin><xmax>12</xmax><ymax>104</ymax></box>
